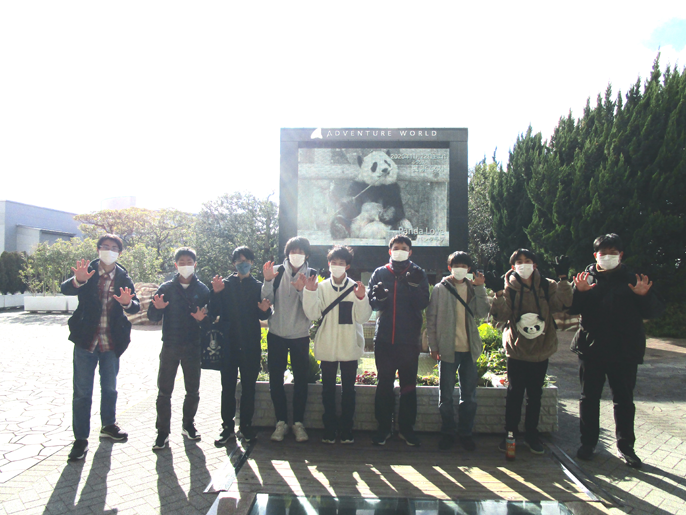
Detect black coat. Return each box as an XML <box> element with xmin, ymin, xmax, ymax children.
<box><xmin>147</xmin><ymin>274</ymin><xmax>210</xmax><ymax>346</ymax></box>
<box><xmin>367</xmin><ymin>261</ymin><xmax>430</xmax><ymax>347</ymax></box>
<box><xmin>61</xmin><ymin>259</ymin><xmax>140</xmax><ymax>357</ymax></box>
<box><xmin>569</xmin><ymin>263</ymin><xmax>665</xmax><ymax>364</ymax></box>
<box><xmin>209</xmin><ymin>274</ymin><xmax>270</xmax><ymax>367</ymax></box>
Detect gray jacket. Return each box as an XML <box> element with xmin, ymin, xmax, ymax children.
<box><xmin>261</xmin><ymin>259</ymin><xmax>313</xmax><ymax>339</ymax></box>
<box><xmin>426</xmin><ymin>278</ymin><xmax>490</xmax><ymax>363</ymax></box>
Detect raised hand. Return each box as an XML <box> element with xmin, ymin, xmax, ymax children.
<box><xmin>628</xmin><ymin>274</ymin><xmax>652</xmax><ymax>296</ymax></box>
<box><xmin>354</xmin><ymin>281</ymin><xmax>366</xmax><ymax>299</ymax></box>
<box><xmin>472</xmin><ymin>271</ymin><xmax>485</xmax><ymax>286</ymax></box>
<box><xmin>371</xmin><ymin>282</ymin><xmax>388</xmax><ymax>302</ymax></box>
<box><xmin>263</xmin><ymin>261</ymin><xmax>280</xmax><ymax>282</ymax></box>
<box><xmin>211</xmin><ymin>275</ymin><xmax>225</xmax><ymax>293</ymax></box>
<box><xmin>190</xmin><ymin>306</ymin><xmax>207</xmax><ymax>321</ymax></box>
<box><xmin>258</xmin><ymin>298</ymin><xmax>272</xmax><ymax>311</ymax></box>
<box><xmin>151</xmin><ymin>294</ymin><xmax>169</xmax><ymax>310</ymax></box>
<box><xmin>72</xmin><ymin>259</ymin><xmax>95</xmax><ymax>284</ymax></box>
<box><xmin>305</xmin><ymin>274</ymin><xmax>318</xmax><ymax>291</ymax></box>
<box><xmin>573</xmin><ymin>272</ymin><xmax>595</xmax><ymax>292</ymax></box>
<box><xmin>484</xmin><ymin>271</ymin><xmax>503</xmax><ymax>292</ymax></box>
<box><xmin>291</xmin><ymin>273</ymin><xmax>307</xmax><ymax>292</ymax></box>
<box><xmin>113</xmin><ymin>287</ymin><xmax>133</xmax><ymax>306</ymax></box>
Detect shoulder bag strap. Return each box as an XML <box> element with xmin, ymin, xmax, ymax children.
<box><xmin>321</xmin><ymin>283</ymin><xmax>357</xmax><ymax>318</ymax></box>
<box><xmin>443</xmin><ymin>281</ymin><xmax>474</xmax><ymax>318</ymax></box>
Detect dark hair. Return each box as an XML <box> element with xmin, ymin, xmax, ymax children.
<box><xmin>388</xmin><ymin>234</ymin><xmax>412</xmax><ymax>249</ymax></box>
<box><xmin>593</xmin><ymin>233</ymin><xmax>623</xmax><ymax>253</ymax></box>
<box><xmin>284</xmin><ymin>237</ymin><xmax>311</xmax><ymax>258</ymax></box>
<box><xmin>509</xmin><ymin>248</ymin><xmax>538</xmax><ymax>266</ymax></box>
<box><xmin>97</xmin><ymin>234</ymin><xmax>123</xmax><ymax>253</ymax></box>
<box><xmin>327</xmin><ymin>245</ymin><xmax>354</xmax><ymax>265</ymax></box>
<box><xmin>232</xmin><ymin>246</ymin><xmax>255</xmax><ymax>263</ymax></box>
<box><xmin>174</xmin><ymin>247</ymin><xmax>197</xmax><ymax>262</ymax></box>
<box><xmin>448</xmin><ymin>251</ymin><xmax>473</xmax><ymax>269</ymax></box>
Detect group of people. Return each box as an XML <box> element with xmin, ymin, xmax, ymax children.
<box><xmin>62</xmin><ymin>232</ymin><xmax>663</xmax><ymax>470</ymax></box>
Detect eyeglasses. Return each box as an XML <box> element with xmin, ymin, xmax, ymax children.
<box><xmin>99</xmin><ymin>245</ymin><xmax>119</xmax><ymax>252</ymax></box>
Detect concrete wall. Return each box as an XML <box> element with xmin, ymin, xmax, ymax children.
<box><xmin>236</xmin><ymin>382</ymin><xmax>558</xmax><ymax>434</ymax></box>
<box><xmin>0</xmin><ymin>201</ymin><xmax>82</xmax><ymax>253</ymax></box>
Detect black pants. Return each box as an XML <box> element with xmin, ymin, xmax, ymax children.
<box><xmin>505</xmin><ymin>357</ymin><xmax>548</xmax><ymax>436</ymax></box>
<box><xmin>267</xmin><ymin>333</ymin><xmax>310</xmax><ymax>423</ymax></box>
<box><xmin>156</xmin><ymin>343</ymin><xmax>201</xmax><ymax>434</ymax></box>
<box><xmin>220</xmin><ymin>352</ymin><xmax>260</xmax><ymax>431</ymax></box>
<box><xmin>374</xmin><ymin>343</ymin><xmax>419</xmax><ymax>434</ymax></box>
<box><xmin>579</xmin><ymin>358</ymin><xmax>638</xmax><ymax>450</ymax></box>
<box><xmin>320</xmin><ymin>360</ymin><xmax>358</xmax><ymax>433</ymax></box>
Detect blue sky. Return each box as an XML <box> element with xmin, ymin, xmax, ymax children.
<box><xmin>1</xmin><ymin>2</ymin><xmax>685</xmax><ymax>215</ymax></box>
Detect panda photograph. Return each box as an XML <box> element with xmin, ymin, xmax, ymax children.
<box><xmin>296</xmin><ymin>148</ymin><xmax>450</xmax><ymax>247</ymax></box>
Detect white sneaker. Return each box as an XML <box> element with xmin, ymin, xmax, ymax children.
<box><xmin>293</xmin><ymin>422</ymin><xmax>309</xmax><ymax>443</ymax></box>
<box><xmin>271</xmin><ymin>421</ymin><xmax>289</xmax><ymax>442</ymax></box>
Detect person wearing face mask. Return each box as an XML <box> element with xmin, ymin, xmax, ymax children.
<box><xmin>60</xmin><ymin>234</ymin><xmax>140</xmax><ymax>461</ymax></box>
<box><xmin>426</xmin><ymin>251</ymin><xmax>490</xmax><ymax>451</ymax></box>
<box><xmin>367</xmin><ymin>235</ymin><xmax>430</xmax><ymax>447</ymax></box>
<box><xmin>147</xmin><ymin>247</ymin><xmax>210</xmax><ymax>451</ymax></box>
<box><xmin>569</xmin><ymin>234</ymin><xmax>664</xmax><ymax>469</ymax></box>
<box><xmin>209</xmin><ymin>246</ymin><xmax>272</xmax><ymax>446</ymax></box>
<box><xmin>302</xmin><ymin>246</ymin><xmax>372</xmax><ymax>444</ymax></box>
<box><xmin>261</xmin><ymin>237</ymin><xmax>317</xmax><ymax>443</ymax></box>
<box><xmin>490</xmin><ymin>248</ymin><xmax>572</xmax><ymax>455</ymax></box>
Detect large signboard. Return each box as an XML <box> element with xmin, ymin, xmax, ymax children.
<box><xmin>280</xmin><ymin>128</ymin><xmax>468</xmax><ymax>274</ymax></box>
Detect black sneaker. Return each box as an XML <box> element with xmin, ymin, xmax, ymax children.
<box><xmin>182</xmin><ymin>424</ymin><xmax>201</xmax><ymax>441</ymax></box>
<box><xmin>459</xmin><ymin>435</ymin><xmax>477</xmax><ymax>451</ymax></box>
<box><xmin>372</xmin><ymin>431</ymin><xmax>392</xmax><ymax>446</ymax></box>
<box><xmin>398</xmin><ymin>430</ymin><xmax>421</xmax><ymax>447</ymax></box>
<box><xmin>576</xmin><ymin>444</ymin><xmax>595</xmax><ymax>461</ymax></box>
<box><xmin>214</xmin><ymin>426</ymin><xmax>235</xmax><ymax>447</ymax></box>
<box><xmin>322</xmin><ymin>429</ymin><xmax>337</xmax><ymax>444</ymax></box>
<box><xmin>68</xmin><ymin>439</ymin><xmax>89</xmax><ymax>461</ymax></box>
<box><xmin>618</xmin><ymin>447</ymin><xmax>642</xmax><ymax>469</ymax></box>
<box><xmin>438</xmin><ymin>434</ymin><xmax>455</xmax><ymax>450</ymax></box>
<box><xmin>100</xmin><ymin>424</ymin><xmax>128</xmax><ymax>441</ymax></box>
<box><xmin>340</xmin><ymin>430</ymin><xmax>354</xmax><ymax>444</ymax></box>
<box><xmin>240</xmin><ymin>426</ymin><xmax>258</xmax><ymax>443</ymax></box>
<box><xmin>152</xmin><ymin>432</ymin><xmax>169</xmax><ymax>451</ymax></box>
<box><xmin>524</xmin><ymin>436</ymin><xmax>545</xmax><ymax>454</ymax></box>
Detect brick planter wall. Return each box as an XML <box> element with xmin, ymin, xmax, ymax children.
<box><xmin>237</xmin><ymin>382</ymin><xmax>558</xmax><ymax>434</ymax></box>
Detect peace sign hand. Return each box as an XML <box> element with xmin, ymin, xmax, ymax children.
<box><xmin>151</xmin><ymin>294</ymin><xmax>169</xmax><ymax>310</ymax></box>
<box><xmin>72</xmin><ymin>259</ymin><xmax>95</xmax><ymax>284</ymax></box>
<box><xmin>573</xmin><ymin>272</ymin><xmax>595</xmax><ymax>292</ymax></box>
<box><xmin>628</xmin><ymin>274</ymin><xmax>652</xmax><ymax>296</ymax></box>
<box><xmin>113</xmin><ymin>287</ymin><xmax>133</xmax><ymax>306</ymax></box>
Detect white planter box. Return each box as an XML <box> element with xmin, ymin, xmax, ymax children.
<box><xmin>3</xmin><ymin>293</ymin><xmax>26</xmax><ymax>308</ymax></box>
<box><xmin>238</xmin><ymin>382</ymin><xmax>558</xmax><ymax>434</ymax></box>
<box><xmin>66</xmin><ymin>296</ymin><xmax>79</xmax><ymax>312</ymax></box>
<box><xmin>0</xmin><ymin>296</ymin><xmax>4</xmax><ymax>308</ymax></box>
<box><xmin>24</xmin><ymin>295</ymin><xmax>68</xmax><ymax>312</ymax></box>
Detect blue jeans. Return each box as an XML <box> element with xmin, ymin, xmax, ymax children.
<box><xmin>72</xmin><ymin>345</ymin><xmax>120</xmax><ymax>440</ymax></box>
<box><xmin>439</xmin><ymin>351</ymin><xmax>477</xmax><ymax>436</ymax></box>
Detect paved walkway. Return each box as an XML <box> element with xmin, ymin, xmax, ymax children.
<box><xmin>0</xmin><ymin>310</ymin><xmax>684</xmax><ymax>514</ymax></box>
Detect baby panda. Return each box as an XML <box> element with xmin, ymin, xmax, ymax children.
<box><xmin>330</xmin><ymin>150</ymin><xmax>413</xmax><ymax>240</ymax></box>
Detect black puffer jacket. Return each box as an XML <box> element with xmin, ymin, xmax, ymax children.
<box><xmin>209</xmin><ymin>274</ymin><xmax>270</xmax><ymax>367</ymax></box>
<box><xmin>367</xmin><ymin>261</ymin><xmax>430</xmax><ymax>347</ymax></box>
<box><xmin>569</xmin><ymin>263</ymin><xmax>665</xmax><ymax>364</ymax></box>
<box><xmin>147</xmin><ymin>274</ymin><xmax>210</xmax><ymax>345</ymax></box>
<box><xmin>61</xmin><ymin>259</ymin><xmax>140</xmax><ymax>357</ymax></box>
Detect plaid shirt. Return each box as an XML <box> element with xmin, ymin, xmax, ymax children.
<box><xmin>88</xmin><ymin>266</ymin><xmax>116</xmax><ymax>352</ymax></box>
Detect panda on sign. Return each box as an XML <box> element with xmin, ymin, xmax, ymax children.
<box><xmin>330</xmin><ymin>150</ymin><xmax>413</xmax><ymax>240</ymax></box>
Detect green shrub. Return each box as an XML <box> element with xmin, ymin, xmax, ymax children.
<box><xmin>645</xmin><ymin>303</ymin><xmax>686</xmax><ymax>338</ymax></box>
<box><xmin>478</xmin><ymin>322</ymin><xmax>502</xmax><ymax>353</ymax></box>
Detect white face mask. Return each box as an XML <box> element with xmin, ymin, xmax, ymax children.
<box><xmin>289</xmin><ymin>253</ymin><xmax>306</xmax><ymax>269</ymax></box>
<box><xmin>515</xmin><ymin>264</ymin><xmax>534</xmax><ymax>280</ymax></box>
<box><xmin>329</xmin><ymin>265</ymin><xmax>347</xmax><ymax>279</ymax></box>
<box><xmin>391</xmin><ymin>250</ymin><xmax>409</xmax><ymax>262</ymax></box>
<box><xmin>596</xmin><ymin>254</ymin><xmax>620</xmax><ymax>270</ymax></box>
<box><xmin>99</xmin><ymin>250</ymin><xmax>119</xmax><ymax>266</ymax></box>
<box><xmin>451</xmin><ymin>267</ymin><xmax>468</xmax><ymax>281</ymax></box>
<box><xmin>177</xmin><ymin>265</ymin><xmax>195</xmax><ymax>279</ymax></box>
<box><xmin>516</xmin><ymin>313</ymin><xmax>546</xmax><ymax>339</ymax></box>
